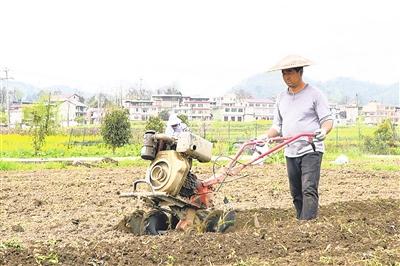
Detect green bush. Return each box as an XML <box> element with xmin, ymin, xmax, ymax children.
<box><xmin>0</xmin><ymin>111</ymin><xmax>6</xmax><ymax>124</ymax></box>
<box><xmin>158</xmin><ymin>110</ymin><xmax>169</xmax><ymax>121</ymax></box>
<box><xmin>145</xmin><ymin>116</ymin><xmax>165</xmax><ymax>133</ymax></box>
<box><xmin>363</xmin><ymin>119</ymin><xmax>397</xmax><ymax>154</ymax></box>
<box><xmin>101</xmin><ymin>108</ymin><xmax>131</xmax><ymax>154</ymax></box>
<box><xmin>23</xmin><ymin>95</ymin><xmax>58</xmax><ymax>155</ymax></box>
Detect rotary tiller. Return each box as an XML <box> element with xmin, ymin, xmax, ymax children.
<box><xmin>117</xmin><ymin>130</ymin><xmax>315</xmax><ymax>235</ymax></box>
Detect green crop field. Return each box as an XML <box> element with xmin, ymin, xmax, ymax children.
<box><xmin>1</xmin><ymin>121</ymin><xmax>399</xmax><ymax>160</ymax></box>
<box><xmin>0</xmin><ymin>134</ymin><xmax>141</xmax><ymax>158</ymax></box>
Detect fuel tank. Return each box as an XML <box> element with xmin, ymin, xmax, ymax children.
<box><xmin>176</xmin><ymin>132</ymin><xmax>212</xmax><ymax>163</ymax></box>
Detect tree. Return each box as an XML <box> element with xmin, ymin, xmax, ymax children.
<box><xmin>126</xmin><ymin>87</ymin><xmax>152</xmax><ymax>100</ymax></box>
<box><xmin>86</xmin><ymin>93</ymin><xmax>114</xmax><ymax>108</ymax></box>
<box><xmin>158</xmin><ymin>110</ymin><xmax>170</xmax><ymax>121</ymax></box>
<box><xmin>156</xmin><ymin>83</ymin><xmax>182</xmax><ymax>95</ymax></box>
<box><xmin>0</xmin><ymin>87</ymin><xmax>6</xmax><ymax>109</ymax></box>
<box><xmin>363</xmin><ymin>119</ymin><xmax>396</xmax><ymax>154</ymax></box>
<box><xmin>232</xmin><ymin>88</ymin><xmax>253</xmax><ymax>99</ymax></box>
<box><xmin>0</xmin><ymin>111</ymin><xmax>6</xmax><ymax>125</ymax></box>
<box><xmin>145</xmin><ymin>116</ymin><xmax>164</xmax><ymax>133</ymax></box>
<box><xmin>23</xmin><ymin>94</ymin><xmax>58</xmax><ymax>155</ymax></box>
<box><xmin>101</xmin><ymin>108</ymin><xmax>131</xmax><ymax>154</ymax></box>
<box><xmin>9</xmin><ymin>88</ymin><xmax>24</xmax><ymax>103</ymax></box>
<box><xmin>36</xmin><ymin>89</ymin><xmax>53</xmax><ymax>100</ymax></box>
<box><xmin>74</xmin><ymin>115</ymin><xmax>86</xmax><ymax>125</ymax></box>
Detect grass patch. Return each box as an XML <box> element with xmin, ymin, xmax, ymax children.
<box><xmin>0</xmin><ymin>161</ymin><xmax>68</xmax><ymax>171</ymax></box>
<box><xmin>117</xmin><ymin>159</ymin><xmax>149</xmax><ymax>167</ymax></box>
<box><xmin>0</xmin><ymin>159</ymin><xmax>150</xmax><ymax>172</ymax></box>
<box><xmin>323</xmin><ymin>152</ymin><xmax>400</xmax><ymax>172</ymax></box>
<box><xmin>35</xmin><ymin>252</ymin><xmax>59</xmax><ymax>265</ymax></box>
<box><xmin>0</xmin><ymin>239</ymin><xmax>24</xmax><ymax>250</ymax></box>
<box><xmin>366</xmin><ymin>162</ymin><xmax>400</xmax><ymax>171</ymax></box>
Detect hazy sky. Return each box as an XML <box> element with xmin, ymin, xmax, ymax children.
<box><xmin>0</xmin><ymin>0</ymin><xmax>398</xmax><ymax>96</ymax></box>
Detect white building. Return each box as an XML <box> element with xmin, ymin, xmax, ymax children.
<box><xmin>211</xmin><ymin>94</ymin><xmax>246</xmax><ymax>121</ymax></box>
<box><xmin>123</xmin><ymin>95</ymin><xmax>213</xmax><ymax>121</ymax></box>
<box><xmin>151</xmin><ymin>94</ymin><xmax>182</xmax><ymax>110</ymax></box>
<box><xmin>86</xmin><ymin>107</ymin><xmax>106</xmax><ymax>124</ymax></box>
<box><xmin>344</xmin><ymin>104</ymin><xmax>361</xmax><ymax>124</ymax></box>
<box><xmin>57</xmin><ymin>99</ymin><xmax>87</xmax><ymax>126</ymax></box>
<box><xmin>328</xmin><ymin>102</ymin><xmax>348</xmax><ymax>126</ymax></box>
<box><xmin>243</xmin><ymin>98</ymin><xmax>275</xmax><ymax>121</ymax></box>
<box><xmin>175</xmin><ymin>96</ymin><xmax>212</xmax><ymax>120</ymax></box>
<box><xmin>123</xmin><ymin>99</ymin><xmax>158</xmax><ymax>121</ymax></box>
<box><xmin>211</xmin><ymin>94</ymin><xmax>275</xmax><ymax>122</ymax></box>
<box><xmin>395</xmin><ymin>107</ymin><xmax>400</xmax><ymax>125</ymax></box>
<box><xmin>52</xmin><ymin>94</ymin><xmax>88</xmax><ymax>126</ymax></box>
<box><xmin>8</xmin><ymin>102</ymin><xmax>33</xmax><ymax>128</ymax></box>
<box><xmin>362</xmin><ymin>101</ymin><xmax>397</xmax><ymax>125</ymax></box>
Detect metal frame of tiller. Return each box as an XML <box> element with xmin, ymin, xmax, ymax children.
<box><xmin>195</xmin><ymin>133</ymin><xmax>316</xmax><ymax>207</ymax></box>
<box><xmin>120</xmin><ymin>132</ymin><xmax>316</xmax><ymax>231</ymax></box>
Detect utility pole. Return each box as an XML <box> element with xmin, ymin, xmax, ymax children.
<box><xmin>120</xmin><ymin>84</ymin><xmax>123</xmax><ymax>107</ymax></box>
<box><xmin>355</xmin><ymin>93</ymin><xmax>359</xmax><ymax>107</ymax></box>
<box><xmin>138</xmin><ymin>77</ymin><xmax>143</xmax><ymax>100</ymax></box>
<box><xmin>0</xmin><ymin>68</ymin><xmax>14</xmax><ymax>126</ymax></box>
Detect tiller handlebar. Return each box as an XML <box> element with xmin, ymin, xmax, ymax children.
<box><xmin>191</xmin><ymin>132</ymin><xmax>316</xmax><ymax>207</ymax></box>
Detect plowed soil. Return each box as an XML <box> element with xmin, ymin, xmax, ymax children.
<box><xmin>1</xmin><ymin>162</ymin><xmax>399</xmax><ymax>265</ymax></box>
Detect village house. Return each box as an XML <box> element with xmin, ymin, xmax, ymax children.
<box><xmin>6</xmin><ymin>93</ymin><xmax>88</xmax><ymax>128</ymax></box>
<box><xmin>243</xmin><ymin>98</ymin><xmax>275</xmax><ymax>121</ymax></box>
<box><xmin>52</xmin><ymin>94</ymin><xmax>88</xmax><ymax>127</ymax></box>
<box><xmin>5</xmin><ymin>88</ymin><xmax>399</xmax><ymax>127</ymax></box>
<box><xmin>210</xmin><ymin>95</ymin><xmax>276</xmax><ymax>122</ymax></box>
<box><xmin>343</xmin><ymin>103</ymin><xmax>361</xmax><ymax>124</ymax></box>
<box><xmin>8</xmin><ymin>101</ymin><xmax>33</xmax><ymax>128</ymax></box>
<box><xmin>329</xmin><ymin>102</ymin><xmax>347</xmax><ymax>126</ymax></box>
<box><xmin>124</xmin><ymin>95</ymin><xmax>213</xmax><ymax>121</ymax></box>
<box><xmin>210</xmin><ymin>94</ymin><xmax>246</xmax><ymax>122</ymax></box>
<box><xmin>86</xmin><ymin>107</ymin><xmax>106</xmax><ymax>124</ymax></box>
<box><xmin>151</xmin><ymin>94</ymin><xmax>182</xmax><ymax>110</ymax></box>
<box><xmin>395</xmin><ymin>107</ymin><xmax>400</xmax><ymax>125</ymax></box>
<box><xmin>175</xmin><ymin>96</ymin><xmax>212</xmax><ymax>121</ymax></box>
<box><xmin>362</xmin><ymin>101</ymin><xmax>398</xmax><ymax>125</ymax></box>
<box><xmin>123</xmin><ymin>99</ymin><xmax>158</xmax><ymax>121</ymax></box>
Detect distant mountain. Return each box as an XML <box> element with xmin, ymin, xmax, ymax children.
<box><xmin>6</xmin><ymin>81</ymin><xmax>40</xmax><ymax>102</ymax></box>
<box><xmin>313</xmin><ymin>78</ymin><xmax>399</xmax><ymax>105</ymax></box>
<box><xmin>232</xmin><ymin>72</ymin><xmax>284</xmax><ymax>100</ymax></box>
<box><xmin>233</xmin><ymin>73</ymin><xmax>399</xmax><ymax>105</ymax></box>
<box><xmin>6</xmin><ymin>81</ymin><xmax>88</xmax><ymax>102</ymax></box>
<box><xmin>5</xmin><ymin>75</ymin><xmax>399</xmax><ymax>106</ymax></box>
<box><xmin>43</xmin><ymin>85</ymin><xmax>80</xmax><ymax>95</ymax></box>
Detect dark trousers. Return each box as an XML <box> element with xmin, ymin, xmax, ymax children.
<box><xmin>286</xmin><ymin>152</ymin><xmax>323</xmax><ymax>220</ymax></box>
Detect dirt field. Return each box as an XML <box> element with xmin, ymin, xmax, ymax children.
<box><xmin>1</xmin><ymin>162</ymin><xmax>399</xmax><ymax>265</ymax></box>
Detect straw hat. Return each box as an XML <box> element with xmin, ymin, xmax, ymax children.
<box><xmin>268</xmin><ymin>55</ymin><xmax>313</xmax><ymax>72</ymax></box>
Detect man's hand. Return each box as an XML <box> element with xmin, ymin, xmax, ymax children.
<box><xmin>314</xmin><ymin>128</ymin><xmax>327</xmax><ymax>141</ymax></box>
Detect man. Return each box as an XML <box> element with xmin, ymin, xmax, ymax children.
<box><xmin>165</xmin><ymin>114</ymin><xmax>189</xmax><ymax>137</ymax></box>
<box><xmin>263</xmin><ymin>55</ymin><xmax>333</xmax><ymax>220</ymax></box>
